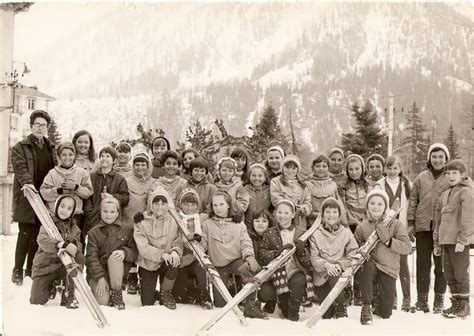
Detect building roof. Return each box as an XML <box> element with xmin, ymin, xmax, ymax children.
<box><xmin>16</xmin><ymin>84</ymin><xmax>55</xmax><ymax>101</ymax></box>
<box><xmin>0</xmin><ymin>2</ymin><xmax>33</xmax><ymax>14</ymax></box>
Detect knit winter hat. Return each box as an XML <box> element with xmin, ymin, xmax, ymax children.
<box><xmin>100</xmin><ymin>196</ymin><xmax>121</xmax><ymax>215</ymax></box>
<box><xmin>345</xmin><ymin>154</ymin><xmax>366</xmax><ymax>175</ymax></box>
<box><xmin>366</xmin><ymin>189</ymin><xmax>390</xmax><ymax>212</ymax></box>
<box><xmin>275</xmin><ymin>199</ymin><xmax>296</xmax><ymax>213</ymax></box>
<box><xmin>133</xmin><ymin>152</ymin><xmax>150</xmax><ymax>165</ymax></box>
<box><xmin>151</xmin><ymin>136</ymin><xmax>171</xmax><ymax>150</ymax></box>
<box><xmin>366</xmin><ymin>154</ymin><xmax>385</xmax><ymax>167</ymax></box>
<box><xmin>249</xmin><ymin>163</ymin><xmax>267</xmax><ymax>176</ymax></box>
<box><xmin>54</xmin><ymin>195</ymin><xmax>76</xmax><ymax>220</ymax></box>
<box><xmin>320</xmin><ymin>197</ymin><xmax>342</xmax><ymax>216</ymax></box>
<box><xmin>445</xmin><ymin>159</ymin><xmax>467</xmax><ymax>174</ymax></box>
<box><xmin>281</xmin><ymin>155</ymin><xmax>301</xmax><ymax>171</ymax></box>
<box><xmin>217</xmin><ymin>156</ymin><xmax>237</xmax><ymax>170</ymax></box>
<box><xmin>99</xmin><ymin>146</ymin><xmax>118</xmax><ymax>161</ymax></box>
<box><xmin>178</xmin><ymin>188</ymin><xmax>202</xmax><ymax>210</ymax></box>
<box><xmin>267</xmin><ymin>145</ymin><xmax>285</xmax><ymax>159</ymax></box>
<box><xmin>147</xmin><ymin>186</ymin><xmax>175</xmax><ymax>211</ymax></box>
<box><xmin>328</xmin><ymin>147</ymin><xmax>344</xmax><ymax>158</ymax></box>
<box><xmin>57</xmin><ymin>142</ymin><xmax>76</xmax><ymax>156</ymax></box>
<box><xmin>427</xmin><ymin>143</ymin><xmax>450</xmax><ymax>162</ymax></box>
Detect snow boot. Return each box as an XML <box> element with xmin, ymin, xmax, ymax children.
<box><xmin>278</xmin><ymin>293</ymin><xmax>290</xmax><ymax>318</ymax></box>
<box><xmin>393</xmin><ymin>294</ymin><xmax>398</xmax><ymax>310</ymax></box>
<box><xmin>401</xmin><ymin>297</ymin><xmax>415</xmax><ymax>313</ymax></box>
<box><xmin>442</xmin><ymin>297</ymin><xmax>459</xmax><ymax>318</ymax></box>
<box><xmin>335</xmin><ymin>302</ymin><xmax>348</xmax><ymax>318</ymax></box>
<box><xmin>353</xmin><ymin>288</ymin><xmax>363</xmax><ymax>306</ymax></box>
<box><xmin>433</xmin><ymin>293</ymin><xmax>444</xmax><ymax>314</ymax></box>
<box><xmin>160</xmin><ymin>290</ymin><xmax>177</xmax><ymax>310</ymax></box>
<box><xmin>454</xmin><ymin>298</ymin><xmax>470</xmax><ymax>319</ymax></box>
<box><xmin>197</xmin><ymin>288</ymin><xmax>213</xmax><ymax>310</ymax></box>
<box><xmin>24</xmin><ymin>268</ymin><xmax>32</xmax><ymax>278</ymax></box>
<box><xmin>287</xmin><ymin>297</ymin><xmax>302</xmax><ymax>322</ymax></box>
<box><xmin>60</xmin><ymin>286</ymin><xmax>79</xmax><ymax>309</ymax></box>
<box><xmin>11</xmin><ymin>267</ymin><xmax>23</xmax><ymax>285</ymax></box>
<box><xmin>49</xmin><ymin>283</ymin><xmax>57</xmax><ymax>300</ymax></box>
<box><xmin>344</xmin><ymin>285</ymin><xmax>353</xmax><ymax>307</ymax></box>
<box><xmin>360</xmin><ymin>304</ymin><xmax>373</xmax><ymax>325</ymax></box>
<box><xmin>415</xmin><ymin>293</ymin><xmax>430</xmax><ymax>313</ymax></box>
<box><xmin>127</xmin><ymin>272</ymin><xmax>138</xmax><ymax>295</ymax></box>
<box><xmin>110</xmin><ymin>288</ymin><xmax>125</xmax><ymax>310</ymax></box>
<box><xmin>263</xmin><ymin>300</ymin><xmax>276</xmax><ymax>314</ymax></box>
<box><xmin>243</xmin><ymin>299</ymin><xmax>268</xmax><ymax>319</ymax></box>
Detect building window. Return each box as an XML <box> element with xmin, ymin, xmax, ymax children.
<box><xmin>28</xmin><ymin>98</ymin><xmax>35</xmax><ymax>110</ymax></box>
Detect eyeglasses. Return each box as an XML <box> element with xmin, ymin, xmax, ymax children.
<box><xmin>33</xmin><ymin>123</ymin><xmax>48</xmax><ymax>129</ymax></box>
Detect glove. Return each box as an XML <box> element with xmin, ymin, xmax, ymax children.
<box><xmin>64</xmin><ymin>243</ymin><xmax>78</xmax><ymax>257</ymax></box>
<box><xmin>375</xmin><ymin>224</ymin><xmax>391</xmax><ymax>245</ymax></box>
<box><xmin>232</xmin><ymin>212</ymin><xmax>243</xmax><ymax>223</ymax></box>
<box><xmin>433</xmin><ymin>245</ymin><xmax>442</xmax><ymax>256</ymax></box>
<box><xmin>295</xmin><ymin>240</ymin><xmax>306</xmax><ymax>256</ymax></box>
<box><xmin>134</xmin><ymin>212</ymin><xmax>144</xmax><ymax>223</ymax></box>
<box><xmin>246</xmin><ymin>256</ymin><xmax>262</xmax><ymax>273</ymax></box>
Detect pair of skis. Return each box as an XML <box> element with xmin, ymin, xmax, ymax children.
<box><xmin>23</xmin><ymin>185</ymin><xmax>109</xmax><ymax>328</ymax></box>
<box><xmin>199</xmin><ymin>214</ymin><xmax>322</xmax><ymax>331</ymax></box>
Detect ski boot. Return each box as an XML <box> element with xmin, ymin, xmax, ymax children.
<box><xmin>243</xmin><ymin>300</ymin><xmax>268</xmax><ymax>319</ymax></box>
<box><xmin>60</xmin><ymin>286</ymin><xmax>79</xmax><ymax>309</ymax></box>
<box><xmin>287</xmin><ymin>297</ymin><xmax>302</xmax><ymax>322</ymax></box>
<box><xmin>454</xmin><ymin>298</ymin><xmax>470</xmax><ymax>319</ymax></box>
<box><xmin>197</xmin><ymin>288</ymin><xmax>213</xmax><ymax>310</ymax></box>
<box><xmin>353</xmin><ymin>288</ymin><xmax>363</xmax><ymax>306</ymax></box>
<box><xmin>110</xmin><ymin>288</ymin><xmax>125</xmax><ymax>310</ymax></box>
<box><xmin>160</xmin><ymin>290</ymin><xmax>177</xmax><ymax>310</ymax></box>
<box><xmin>24</xmin><ymin>268</ymin><xmax>32</xmax><ymax>279</ymax></box>
<box><xmin>344</xmin><ymin>285</ymin><xmax>353</xmax><ymax>306</ymax></box>
<box><xmin>360</xmin><ymin>304</ymin><xmax>373</xmax><ymax>325</ymax></box>
<box><xmin>127</xmin><ymin>272</ymin><xmax>139</xmax><ymax>295</ymax></box>
<box><xmin>433</xmin><ymin>293</ymin><xmax>444</xmax><ymax>314</ymax></box>
<box><xmin>442</xmin><ymin>297</ymin><xmax>459</xmax><ymax>318</ymax></box>
<box><xmin>11</xmin><ymin>267</ymin><xmax>23</xmax><ymax>285</ymax></box>
<box><xmin>278</xmin><ymin>293</ymin><xmax>290</xmax><ymax>318</ymax></box>
<box><xmin>415</xmin><ymin>293</ymin><xmax>430</xmax><ymax>313</ymax></box>
<box><xmin>263</xmin><ymin>300</ymin><xmax>277</xmax><ymax>314</ymax></box>
<box><xmin>335</xmin><ymin>302</ymin><xmax>348</xmax><ymax>318</ymax></box>
<box><xmin>401</xmin><ymin>297</ymin><xmax>416</xmax><ymax>313</ymax></box>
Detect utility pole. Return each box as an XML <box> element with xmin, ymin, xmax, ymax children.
<box><xmin>383</xmin><ymin>94</ymin><xmax>403</xmax><ymax>157</ymax></box>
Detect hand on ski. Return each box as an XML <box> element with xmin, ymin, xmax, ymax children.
<box><xmin>375</xmin><ymin>224</ymin><xmax>390</xmax><ymax>245</ymax></box>
<box><xmin>111</xmin><ymin>249</ymin><xmax>125</xmax><ymax>261</ymax></box>
<box><xmin>64</xmin><ymin>243</ymin><xmax>78</xmax><ymax>257</ymax></box>
<box><xmin>95</xmin><ymin>278</ymin><xmax>109</xmax><ymax>297</ymax></box>
<box><xmin>295</xmin><ymin>204</ymin><xmax>305</xmax><ymax>215</ymax></box>
<box><xmin>246</xmin><ymin>256</ymin><xmax>262</xmax><ymax>272</ymax></box>
<box><xmin>134</xmin><ymin>212</ymin><xmax>145</xmax><ymax>223</ymax></box>
<box><xmin>325</xmin><ymin>262</ymin><xmax>341</xmax><ymax>277</ymax></box>
<box><xmin>163</xmin><ymin>251</ymin><xmax>180</xmax><ymax>267</ymax></box>
<box><xmin>294</xmin><ymin>240</ymin><xmax>306</xmax><ymax>256</ymax></box>
<box><xmin>433</xmin><ymin>245</ymin><xmax>442</xmax><ymax>256</ymax></box>
<box><xmin>279</xmin><ymin>243</ymin><xmax>294</xmax><ymax>254</ymax></box>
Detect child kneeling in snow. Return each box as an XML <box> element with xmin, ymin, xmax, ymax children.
<box><xmin>30</xmin><ymin>195</ymin><xmax>84</xmax><ymax>309</ymax></box>
<box><xmin>201</xmin><ymin>191</ymin><xmax>267</xmax><ymax>319</ymax></box>
<box><xmin>133</xmin><ymin>187</ymin><xmax>183</xmax><ymax>309</ymax></box>
<box><xmin>355</xmin><ymin>189</ymin><xmax>412</xmax><ymax>325</ymax></box>
<box><xmin>86</xmin><ymin>197</ymin><xmax>138</xmax><ymax>310</ymax></box>
<box><xmin>309</xmin><ymin>197</ymin><xmax>358</xmax><ymax>319</ymax></box>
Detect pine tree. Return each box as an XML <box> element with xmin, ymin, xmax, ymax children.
<box><xmin>444</xmin><ymin>123</ymin><xmax>460</xmax><ymax>159</ymax></box>
<box><xmin>47</xmin><ymin>118</ymin><xmax>62</xmax><ymax>146</ymax></box>
<box><xmin>400</xmin><ymin>101</ymin><xmax>430</xmax><ymax>179</ymax></box>
<box><xmin>340</xmin><ymin>101</ymin><xmax>386</xmax><ymax>157</ymax></box>
<box><xmin>247</xmin><ymin>104</ymin><xmax>289</xmax><ymax>162</ymax></box>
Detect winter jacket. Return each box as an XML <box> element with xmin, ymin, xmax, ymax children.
<box><xmin>74</xmin><ymin>154</ymin><xmax>96</xmax><ymax>172</ymax></box>
<box><xmin>407</xmin><ymin>169</ymin><xmax>450</xmax><ymax>232</ymax></box>
<box><xmin>434</xmin><ymin>178</ymin><xmax>474</xmax><ymax>247</ymax></box>
<box><xmin>122</xmin><ymin>174</ymin><xmax>156</xmax><ymax>227</ymax></box>
<box><xmin>150</xmin><ymin>176</ymin><xmax>188</xmax><ymax>207</ymax></box>
<box><xmin>201</xmin><ymin>216</ymin><xmax>254</xmax><ymax>267</ymax></box>
<box><xmin>151</xmin><ymin>158</ymin><xmax>166</xmax><ymax>179</ymax></box>
<box><xmin>306</xmin><ymin>176</ymin><xmax>341</xmax><ymax>222</ymax></box>
<box><xmin>214</xmin><ymin>177</ymin><xmax>250</xmax><ymax>215</ymax></box>
<box><xmin>375</xmin><ymin>176</ymin><xmax>411</xmax><ymax>228</ymax></box>
<box><xmin>83</xmin><ymin>169</ymin><xmax>129</xmax><ymax>233</ymax></box>
<box><xmin>338</xmin><ymin>179</ymin><xmax>369</xmax><ymax>227</ymax></box>
<box><xmin>32</xmin><ymin>217</ymin><xmax>83</xmax><ymax>278</ymax></box>
<box><xmin>270</xmin><ymin>176</ymin><xmax>312</xmax><ymax>229</ymax></box>
<box><xmin>40</xmin><ymin>165</ymin><xmax>93</xmax><ymax>215</ymax></box>
<box><xmin>329</xmin><ymin>171</ymin><xmax>345</xmax><ymax>187</ymax></box>
<box><xmin>244</xmin><ymin>184</ymin><xmax>272</xmax><ymax>230</ymax></box>
<box><xmin>354</xmin><ymin>216</ymin><xmax>412</xmax><ymax>279</ymax></box>
<box><xmin>85</xmin><ymin>219</ymin><xmax>137</xmax><ymax>282</ymax></box>
<box><xmin>176</xmin><ymin>178</ymin><xmax>217</xmax><ymax>213</ymax></box>
<box><xmin>114</xmin><ymin>164</ymin><xmax>133</xmax><ymax>179</ymax></box>
<box><xmin>309</xmin><ymin>222</ymin><xmax>358</xmax><ymax>286</ymax></box>
<box><xmin>134</xmin><ymin>188</ymin><xmax>183</xmax><ymax>271</ymax></box>
<box><xmin>11</xmin><ymin>135</ymin><xmax>57</xmax><ymax>224</ymax></box>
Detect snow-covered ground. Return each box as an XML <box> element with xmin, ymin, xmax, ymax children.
<box><xmin>2</xmin><ymin>226</ymin><xmax>473</xmax><ymax>336</ymax></box>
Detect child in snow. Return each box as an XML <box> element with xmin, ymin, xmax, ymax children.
<box><xmin>133</xmin><ymin>187</ymin><xmax>183</xmax><ymax>309</ymax></box>
<box><xmin>265</xmin><ymin>145</ymin><xmax>285</xmax><ymax>181</ymax></box>
<box><xmin>86</xmin><ymin>197</ymin><xmax>137</xmax><ymax>310</ymax></box>
<box><xmin>230</xmin><ymin>146</ymin><xmax>251</xmax><ymax>185</ymax></box>
<box><xmin>83</xmin><ymin>146</ymin><xmax>129</xmax><ymax>233</ymax></box>
<box><xmin>151</xmin><ymin>136</ymin><xmax>171</xmax><ymax>178</ymax></box>
<box><xmin>270</xmin><ymin>155</ymin><xmax>312</xmax><ymax>231</ymax></box>
<box><xmin>72</xmin><ymin>130</ymin><xmax>97</xmax><ymax>172</ymax></box>
<box><xmin>375</xmin><ymin>156</ymin><xmax>413</xmax><ymax>312</ymax></box>
<box><xmin>306</xmin><ymin>154</ymin><xmax>341</xmax><ymax>223</ymax></box>
<box><xmin>366</xmin><ymin>154</ymin><xmax>385</xmax><ymax>187</ymax></box>
<box><xmin>355</xmin><ymin>189</ymin><xmax>412</xmax><ymax>325</ymax></box>
<box><xmin>328</xmin><ymin>148</ymin><xmax>345</xmax><ymax>186</ymax></box>
<box><xmin>150</xmin><ymin>150</ymin><xmax>187</xmax><ymax>206</ymax></box>
<box><xmin>40</xmin><ymin>142</ymin><xmax>93</xmax><ymax>243</ymax></box>
<box><xmin>244</xmin><ymin>163</ymin><xmax>272</xmax><ymax>231</ymax></box>
<box><xmin>30</xmin><ymin>195</ymin><xmax>84</xmax><ymax>309</ymax></box>
<box><xmin>258</xmin><ymin>199</ymin><xmax>314</xmax><ymax>321</ymax></box>
<box><xmin>434</xmin><ymin>159</ymin><xmax>473</xmax><ymax>319</ymax></box>
<box><xmin>309</xmin><ymin>197</ymin><xmax>358</xmax><ymax>319</ymax></box>
<box><xmin>201</xmin><ymin>191</ymin><xmax>266</xmax><ymax>319</ymax></box>
<box><xmin>172</xmin><ymin>188</ymin><xmax>213</xmax><ymax>309</ymax></box>
<box><xmin>114</xmin><ymin>142</ymin><xmax>133</xmax><ymax>178</ymax></box>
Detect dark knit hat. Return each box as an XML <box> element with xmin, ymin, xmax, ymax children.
<box><xmin>99</xmin><ymin>146</ymin><xmax>118</xmax><ymax>161</ymax></box>
<box><xmin>57</xmin><ymin>142</ymin><xmax>76</xmax><ymax>157</ymax></box>
<box><xmin>367</xmin><ymin>154</ymin><xmax>385</xmax><ymax>166</ymax></box>
<box><xmin>445</xmin><ymin>159</ymin><xmax>467</xmax><ymax>174</ymax></box>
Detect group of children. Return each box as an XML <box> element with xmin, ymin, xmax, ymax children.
<box><xmin>18</xmin><ymin>126</ymin><xmax>472</xmax><ymax>326</ymax></box>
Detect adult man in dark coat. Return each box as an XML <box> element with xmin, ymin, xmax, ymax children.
<box><xmin>11</xmin><ymin>110</ymin><xmax>57</xmax><ymax>285</ymax></box>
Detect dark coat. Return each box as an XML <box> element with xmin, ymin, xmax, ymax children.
<box><xmin>11</xmin><ymin>135</ymin><xmax>57</xmax><ymax>224</ymax></box>
<box><xmin>85</xmin><ymin>220</ymin><xmax>137</xmax><ymax>282</ymax></box>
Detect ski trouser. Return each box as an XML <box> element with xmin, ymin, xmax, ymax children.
<box><xmin>315</xmin><ymin>275</ymin><xmax>346</xmax><ymax>318</ymax></box>
<box><xmin>415</xmin><ymin>229</ymin><xmax>446</xmax><ymax>295</ymax></box>
<box><xmin>30</xmin><ymin>266</ymin><xmax>72</xmax><ymax>305</ymax></box>
<box><xmin>361</xmin><ymin>260</ymin><xmax>396</xmax><ymax>318</ymax></box>
<box><xmin>443</xmin><ymin>245</ymin><xmax>470</xmax><ymax>299</ymax></box>
<box><xmin>214</xmin><ymin>259</ymin><xmax>253</xmax><ymax>307</ymax></box>
<box><xmin>399</xmin><ymin>254</ymin><xmax>411</xmax><ymax>299</ymax></box>
<box><xmin>139</xmin><ymin>263</ymin><xmax>178</xmax><ymax>306</ymax></box>
<box><xmin>89</xmin><ymin>256</ymin><xmax>131</xmax><ymax>305</ymax></box>
<box><xmin>15</xmin><ymin>222</ymin><xmax>40</xmax><ymax>273</ymax></box>
<box><xmin>172</xmin><ymin>260</ymin><xmax>208</xmax><ymax>301</ymax></box>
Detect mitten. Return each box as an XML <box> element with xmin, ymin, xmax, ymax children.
<box><xmin>294</xmin><ymin>240</ymin><xmax>306</xmax><ymax>256</ymax></box>
<box><xmin>65</xmin><ymin>243</ymin><xmax>78</xmax><ymax>257</ymax></box>
<box><xmin>375</xmin><ymin>224</ymin><xmax>391</xmax><ymax>245</ymax></box>
<box><xmin>134</xmin><ymin>212</ymin><xmax>144</xmax><ymax>223</ymax></box>
<box><xmin>246</xmin><ymin>256</ymin><xmax>262</xmax><ymax>273</ymax></box>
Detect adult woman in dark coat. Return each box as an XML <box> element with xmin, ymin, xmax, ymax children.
<box><xmin>11</xmin><ymin>110</ymin><xmax>57</xmax><ymax>285</ymax></box>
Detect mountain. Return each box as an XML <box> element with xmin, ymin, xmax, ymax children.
<box><xmin>24</xmin><ymin>2</ymin><xmax>471</xmax><ymax>159</ymax></box>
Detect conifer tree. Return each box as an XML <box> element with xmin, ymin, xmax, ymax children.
<box><xmin>47</xmin><ymin>118</ymin><xmax>62</xmax><ymax>146</ymax></box>
<box><xmin>444</xmin><ymin>123</ymin><xmax>460</xmax><ymax>159</ymax></box>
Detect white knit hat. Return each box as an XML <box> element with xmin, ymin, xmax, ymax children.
<box><xmin>427</xmin><ymin>143</ymin><xmax>450</xmax><ymax>162</ymax></box>
<box><xmin>346</xmin><ymin>153</ymin><xmax>366</xmax><ymax>175</ymax></box>
<box><xmin>366</xmin><ymin>189</ymin><xmax>390</xmax><ymax>212</ymax></box>
<box><xmin>267</xmin><ymin>145</ymin><xmax>285</xmax><ymax>159</ymax></box>
<box><xmin>280</xmin><ymin>155</ymin><xmax>301</xmax><ymax>171</ymax></box>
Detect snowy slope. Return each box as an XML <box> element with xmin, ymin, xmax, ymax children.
<box><xmin>2</xmin><ymin>231</ymin><xmax>473</xmax><ymax>336</ymax></box>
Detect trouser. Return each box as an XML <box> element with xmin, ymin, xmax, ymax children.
<box><xmin>89</xmin><ymin>256</ymin><xmax>131</xmax><ymax>306</ymax></box>
<box><xmin>415</xmin><ymin>230</ymin><xmax>446</xmax><ymax>295</ymax></box>
<box><xmin>14</xmin><ymin>222</ymin><xmax>40</xmax><ymax>272</ymax></box>
<box><xmin>172</xmin><ymin>260</ymin><xmax>208</xmax><ymax>301</ymax></box>
<box><xmin>30</xmin><ymin>266</ymin><xmax>72</xmax><ymax>305</ymax></box>
<box><xmin>139</xmin><ymin>263</ymin><xmax>178</xmax><ymax>306</ymax></box>
<box><xmin>443</xmin><ymin>245</ymin><xmax>470</xmax><ymax>299</ymax></box>
<box><xmin>399</xmin><ymin>254</ymin><xmax>411</xmax><ymax>299</ymax></box>
<box><xmin>361</xmin><ymin>260</ymin><xmax>396</xmax><ymax>318</ymax></box>
<box><xmin>214</xmin><ymin>259</ymin><xmax>253</xmax><ymax>307</ymax></box>
<box><xmin>315</xmin><ymin>276</ymin><xmax>345</xmax><ymax>318</ymax></box>
<box><xmin>349</xmin><ymin>225</ymin><xmax>362</xmax><ymax>295</ymax></box>
<box><xmin>73</xmin><ymin>214</ymin><xmax>86</xmax><ymax>252</ymax></box>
